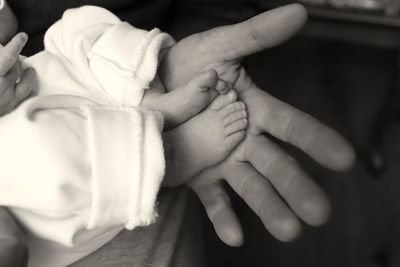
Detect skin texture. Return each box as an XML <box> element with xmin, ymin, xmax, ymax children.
<box><xmin>163</xmin><ymin>90</ymin><xmax>247</xmax><ymax>187</ymax></box>
<box><xmin>141</xmin><ymin>69</ymin><xmax>231</xmax><ymax>129</ymax></box>
<box><xmin>161</xmin><ymin>3</ymin><xmax>355</xmax><ymax>246</ymax></box>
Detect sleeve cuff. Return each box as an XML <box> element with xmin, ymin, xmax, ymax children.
<box><xmin>83</xmin><ymin>105</ymin><xmax>164</xmax><ymax>230</ymax></box>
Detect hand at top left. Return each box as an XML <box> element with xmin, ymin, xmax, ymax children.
<box><xmin>0</xmin><ymin>33</ymin><xmax>37</xmax><ymax>117</ymax></box>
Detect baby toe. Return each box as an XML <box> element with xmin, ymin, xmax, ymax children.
<box><xmin>215</xmin><ymin>79</ymin><xmax>231</xmax><ymax>94</ymax></box>
<box><xmin>224</xmin><ymin>109</ymin><xmax>247</xmax><ymax>126</ymax></box>
<box><xmin>224</xmin><ymin>130</ymin><xmax>246</xmax><ymax>148</ymax></box>
<box><xmin>207</xmin><ymin>89</ymin><xmax>237</xmax><ymax>111</ymax></box>
<box><xmin>224</xmin><ymin>118</ymin><xmax>248</xmax><ymax>136</ymax></box>
<box><xmin>220</xmin><ymin>101</ymin><xmax>246</xmax><ymax>117</ymax></box>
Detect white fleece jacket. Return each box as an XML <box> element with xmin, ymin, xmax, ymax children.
<box><xmin>0</xmin><ymin>6</ymin><xmax>174</xmax><ymax>267</ymax></box>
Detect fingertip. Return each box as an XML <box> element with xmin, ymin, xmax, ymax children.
<box><xmin>272</xmin><ymin>216</ymin><xmax>302</xmax><ymax>242</ymax></box>
<box><xmin>298</xmin><ymin>191</ymin><xmax>331</xmax><ymax>226</ymax></box>
<box><xmin>12</xmin><ymin>32</ymin><xmax>28</xmax><ymax>47</ymax></box>
<box><xmin>332</xmin><ymin>142</ymin><xmax>356</xmax><ymax>171</ymax></box>
<box><xmin>284</xmin><ymin>3</ymin><xmax>308</xmax><ymax>25</ymax></box>
<box><xmin>278</xmin><ymin>3</ymin><xmax>308</xmax><ymax>36</ymax></box>
<box><xmin>211</xmin><ymin>208</ymin><xmax>244</xmax><ymax>247</ymax></box>
<box><xmin>214</xmin><ymin>220</ymin><xmax>244</xmax><ymax>247</ymax></box>
<box><xmin>326</xmin><ymin>136</ymin><xmax>356</xmax><ymax>171</ymax></box>
<box><xmin>15</xmin><ymin>67</ymin><xmax>38</xmax><ymax>102</ymax></box>
<box><xmin>310</xmin><ymin>126</ymin><xmax>356</xmax><ymax>171</ymax></box>
<box><xmin>23</xmin><ymin>67</ymin><xmax>37</xmax><ymax>88</ymax></box>
<box><xmin>25</xmin><ymin>66</ymin><xmax>37</xmax><ymax>77</ymax></box>
<box><xmin>255</xmin><ymin>3</ymin><xmax>308</xmax><ymax>47</ymax></box>
<box><xmin>17</xmin><ymin>32</ymin><xmax>28</xmax><ymax>41</ymax></box>
<box><xmin>0</xmin><ymin>34</ymin><xmax>27</xmax><ymax>77</ymax></box>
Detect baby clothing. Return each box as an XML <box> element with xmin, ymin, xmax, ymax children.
<box><xmin>0</xmin><ymin>6</ymin><xmax>174</xmax><ymax>266</ymax></box>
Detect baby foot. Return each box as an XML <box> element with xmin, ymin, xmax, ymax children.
<box><xmin>141</xmin><ymin>69</ymin><xmax>230</xmax><ymax>129</ymax></box>
<box><xmin>163</xmin><ymin>90</ymin><xmax>247</xmax><ymax>186</ymax></box>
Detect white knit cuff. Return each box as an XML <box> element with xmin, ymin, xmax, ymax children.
<box><xmin>83</xmin><ymin>105</ymin><xmax>164</xmax><ymax>230</ymax></box>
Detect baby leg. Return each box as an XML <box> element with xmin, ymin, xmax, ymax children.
<box><xmin>141</xmin><ymin>69</ymin><xmax>230</xmax><ymax>129</ymax></box>
<box><xmin>163</xmin><ymin>90</ymin><xmax>248</xmax><ymax>186</ymax></box>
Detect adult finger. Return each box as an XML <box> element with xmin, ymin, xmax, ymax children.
<box><xmin>0</xmin><ymin>63</ymin><xmax>19</xmax><ymax>96</ymax></box>
<box><xmin>0</xmin><ymin>67</ymin><xmax>36</xmax><ymax>116</ymax></box>
<box><xmin>201</xmin><ymin>4</ymin><xmax>307</xmax><ymax>61</ymax></box>
<box><xmin>188</xmin><ymin>168</ymin><xmax>244</xmax><ymax>247</ymax></box>
<box><xmin>14</xmin><ymin>67</ymin><xmax>36</xmax><ymax>104</ymax></box>
<box><xmin>224</xmin><ymin>162</ymin><xmax>301</xmax><ymax>242</ymax></box>
<box><xmin>236</xmin><ymin>70</ymin><xmax>355</xmax><ymax>171</ymax></box>
<box><xmin>0</xmin><ymin>33</ymin><xmax>27</xmax><ymax>76</ymax></box>
<box><xmin>244</xmin><ymin>135</ymin><xmax>331</xmax><ymax>226</ymax></box>
<box><xmin>264</xmin><ymin>92</ymin><xmax>355</xmax><ymax>171</ymax></box>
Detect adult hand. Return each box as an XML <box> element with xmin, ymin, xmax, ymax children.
<box><xmin>0</xmin><ymin>207</ymin><xmax>28</xmax><ymax>267</ymax></box>
<box><xmin>0</xmin><ymin>33</ymin><xmax>36</xmax><ymax>116</ymax></box>
<box><xmin>161</xmin><ymin>4</ymin><xmax>355</xmax><ymax>246</ymax></box>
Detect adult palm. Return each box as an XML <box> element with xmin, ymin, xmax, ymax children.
<box><xmin>162</xmin><ymin>4</ymin><xmax>355</xmax><ymax>246</ymax></box>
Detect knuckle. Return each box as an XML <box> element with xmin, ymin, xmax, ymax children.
<box><xmin>283</xmin><ymin>112</ymin><xmax>298</xmax><ymax>142</ymax></box>
<box><xmin>257</xmin><ymin>191</ymin><xmax>275</xmax><ymax>215</ymax></box>
<box><xmin>237</xmin><ymin>174</ymin><xmax>256</xmax><ymax>196</ymax></box>
<box><xmin>262</xmin><ymin>152</ymin><xmax>286</xmax><ymax>176</ymax></box>
<box><xmin>280</xmin><ymin>166</ymin><xmax>304</xmax><ymax>198</ymax></box>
